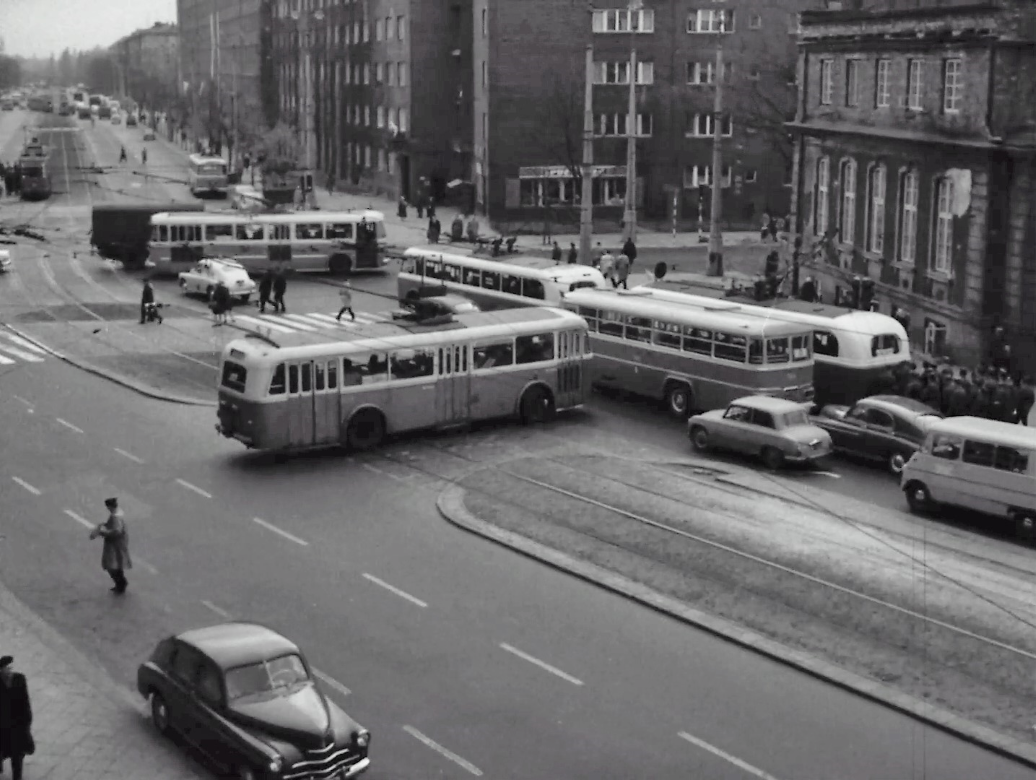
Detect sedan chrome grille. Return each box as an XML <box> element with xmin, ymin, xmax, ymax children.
<box><xmin>282</xmin><ymin>744</ymin><xmax>364</xmax><ymax>780</ymax></box>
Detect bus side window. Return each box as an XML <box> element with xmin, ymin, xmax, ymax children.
<box><xmin>443</xmin><ymin>264</ymin><xmax>461</xmax><ymax>283</ymax></box>
<box><xmin>473</xmin><ymin>341</ymin><xmax>514</xmax><ymax>369</ymax></box>
<box><xmin>516</xmin><ymin>333</ymin><xmax>554</xmax><ymax>364</ymax></box>
<box><xmin>502</xmin><ymin>274</ymin><xmax>521</xmax><ymax>296</ymax></box>
<box><xmin>301</xmin><ymin>363</ymin><xmax>312</xmax><ymax>392</ymax></box>
<box><xmin>748</xmin><ymin>339</ymin><xmax>764</xmax><ymax>364</ymax></box>
<box><xmin>522</xmin><ymin>279</ymin><xmax>545</xmax><ymax>300</ymax></box>
<box><xmin>598</xmin><ymin>311</ymin><xmax>624</xmax><ymax>338</ymax></box>
<box><xmin>269</xmin><ymin>364</ymin><xmax>286</xmax><ymax>395</ymax></box>
<box><xmin>961</xmin><ymin>440</ymin><xmax>995</xmax><ymax>468</ymax></box>
<box><xmin>327</xmin><ymin>359</ymin><xmax>338</xmax><ymax>389</ymax></box>
<box><xmin>341</xmin><ymin>358</ymin><xmax>363</xmax><ymax>386</ymax></box>
<box><xmin>438</xmin><ymin>348</ymin><xmax>445</xmax><ymax>376</ymax></box>
<box><xmin>402</xmin><ymin>256</ymin><xmax>417</xmax><ymax>274</ymax></box>
<box><xmin>361</xmin><ymin>353</ymin><xmax>389</xmax><ymax>382</ymax></box>
<box><xmin>314</xmin><ymin>361</ymin><xmax>326</xmax><ymax>391</ymax></box>
<box><xmin>288</xmin><ymin>364</ymin><xmax>299</xmax><ymax>394</ymax></box>
<box><xmin>464</xmin><ymin>268</ymin><xmax>481</xmax><ymax>287</ymax></box>
<box><xmin>813</xmin><ymin>330</ymin><xmax>839</xmax><ymax>357</ymax></box>
<box><xmin>326</xmin><ymin>223</ymin><xmax>353</xmax><ymax>239</ymax></box>
<box><xmin>577</xmin><ymin>306</ymin><xmax>599</xmax><ymax>332</ymax></box>
<box><xmin>482</xmin><ymin>270</ymin><xmax>500</xmax><ymax>290</ymax></box>
<box><xmin>190</xmin><ymin>226</ymin><xmax>202</xmax><ymax>242</ymax></box>
<box><xmin>459</xmin><ymin>346</ymin><xmax>468</xmax><ymax>372</ymax></box>
<box><xmin>159</xmin><ymin>225</ymin><xmax>169</xmax><ymax>242</ymax></box>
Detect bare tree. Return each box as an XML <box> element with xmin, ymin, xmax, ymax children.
<box><xmin>727</xmin><ymin>34</ymin><xmax>797</xmax><ymax>168</ymax></box>
<box><xmin>520</xmin><ymin>70</ymin><xmax>585</xmax><ymax>191</ymax></box>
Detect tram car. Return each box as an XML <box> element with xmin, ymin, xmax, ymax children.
<box><xmin>18</xmin><ymin>139</ymin><xmax>52</xmax><ymax>201</ymax></box>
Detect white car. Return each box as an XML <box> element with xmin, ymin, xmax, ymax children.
<box><xmin>178</xmin><ymin>258</ymin><xmax>255</xmax><ymax>303</ymax></box>
<box><xmin>0</xmin><ymin>249</ymin><xmax>11</xmax><ymax>273</ymax></box>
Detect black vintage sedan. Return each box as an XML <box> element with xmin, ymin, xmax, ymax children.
<box><xmin>811</xmin><ymin>395</ymin><xmax>943</xmax><ymax>475</ymax></box>
<box><xmin>138</xmin><ymin>622</ymin><xmax>370</xmax><ymax>780</ymax></box>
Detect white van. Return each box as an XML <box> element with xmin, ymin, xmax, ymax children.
<box><xmin>901</xmin><ymin>416</ymin><xmax>1036</xmax><ymax>538</ymax></box>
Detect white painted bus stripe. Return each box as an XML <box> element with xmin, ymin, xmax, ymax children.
<box><xmin>0</xmin><ymin>346</ymin><xmax>44</xmax><ymax>363</ymax></box>
<box><xmin>12</xmin><ymin>476</ymin><xmax>41</xmax><ymax>495</ymax></box>
<box><xmin>252</xmin><ymin>517</ymin><xmax>309</xmax><ymax>546</ymax></box>
<box><xmin>235</xmin><ymin>315</ymin><xmax>296</xmax><ymax>333</ymax></box>
<box><xmin>281</xmin><ymin>314</ymin><xmax>319</xmax><ymax>331</ymax></box>
<box><xmin>403</xmin><ymin>726</ymin><xmax>482</xmax><ymax>776</ymax></box>
<box><xmin>1</xmin><ymin>333</ymin><xmax>48</xmax><ymax>354</ymax></box>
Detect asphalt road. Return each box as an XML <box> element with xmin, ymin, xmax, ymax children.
<box><xmin>3</xmin><ymin>109</ymin><xmax>1035</xmax><ymax>779</ymax></box>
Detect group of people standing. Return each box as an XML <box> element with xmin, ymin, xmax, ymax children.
<box><xmin>0</xmin><ymin>161</ymin><xmax>23</xmax><ymax>198</ymax></box>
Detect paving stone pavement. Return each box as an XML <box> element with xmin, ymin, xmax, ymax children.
<box><xmin>0</xmin><ymin>581</ymin><xmax>206</xmax><ymax>780</ymax></box>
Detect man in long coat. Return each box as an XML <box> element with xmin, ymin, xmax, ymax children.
<box><xmin>90</xmin><ymin>497</ymin><xmax>132</xmax><ymax>593</ymax></box>
<box><xmin>0</xmin><ymin>655</ymin><xmax>33</xmax><ymax>780</ymax></box>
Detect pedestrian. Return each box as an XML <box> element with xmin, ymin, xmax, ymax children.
<box><xmin>258</xmin><ymin>269</ymin><xmax>274</xmax><ymax>313</ymax></box>
<box><xmin>622</xmin><ymin>236</ymin><xmax>637</xmax><ymax>267</ymax></box>
<box><xmin>0</xmin><ymin>656</ymin><xmax>34</xmax><ymax>780</ymax></box>
<box><xmin>326</xmin><ymin>171</ymin><xmax>335</xmax><ymax>195</ymax></box>
<box><xmin>141</xmin><ymin>147</ymin><xmax>147</xmax><ymax>166</ymax></box>
<box><xmin>542</xmin><ymin>203</ymin><xmax>553</xmax><ymax>245</ymax></box>
<box><xmin>945</xmin><ymin>376</ymin><xmax>969</xmax><ymax>417</ymax></box>
<box><xmin>613</xmin><ymin>252</ymin><xmax>631</xmax><ymax>289</ymax></box>
<box><xmin>551</xmin><ymin>241</ymin><xmax>562</xmax><ymax>264</ymax></box>
<box><xmin>139</xmin><ymin>277</ymin><xmax>155</xmax><ymax>324</ymax></box>
<box><xmin>416</xmin><ymin>194</ymin><xmax>425</xmax><ymax>219</ymax></box>
<box><xmin>273</xmin><ymin>269</ymin><xmax>287</xmax><ymax>312</ymax></box>
<box><xmin>599</xmin><ymin>249</ymin><xmax>615</xmax><ymax>283</ymax></box>
<box><xmin>427</xmin><ymin>216</ymin><xmax>441</xmax><ymax>244</ymax></box>
<box><xmin>397</xmin><ymin>196</ymin><xmax>408</xmax><ymax>219</ymax></box>
<box><xmin>995</xmin><ymin>370</ymin><xmax>1018</xmax><ymax>423</ymax></box>
<box><xmin>466</xmin><ymin>214</ymin><xmax>480</xmax><ymax>242</ymax></box>
<box><xmin>567</xmin><ymin>243</ymin><xmax>578</xmax><ymax>264</ymax></box>
<box><xmin>450</xmin><ymin>214</ymin><xmax>464</xmax><ymax>242</ymax></box>
<box><xmin>427</xmin><ymin>198</ymin><xmax>436</xmax><ymax>219</ymax></box>
<box><xmin>89</xmin><ymin>497</ymin><xmax>132</xmax><ymax>594</ymax></box>
<box><xmin>1017</xmin><ymin>375</ymin><xmax>1034</xmax><ymax>426</ymax></box>
<box><xmin>210</xmin><ymin>281</ymin><xmax>233</xmax><ymax>325</ymax></box>
<box><xmin>336</xmin><ymin>281</ymin><xmax>355</xmax><ymax>322</ymax></box>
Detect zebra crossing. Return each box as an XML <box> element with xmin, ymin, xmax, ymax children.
<box><xmin>232</xmin><ymin>309</ymin><xmax>396</xmax><ymax>336</ymax></box>
<box><xmin>0</xmin><ymin>330</ymin><xmax>48</xmax><ymax>366</ymax></box>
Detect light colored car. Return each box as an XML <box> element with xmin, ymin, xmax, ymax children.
<box><xmin>178</xmin><ymin>257</ymin><xmax>255</xmax><ymax>303</ymax></box>
<box><xmin>688</xmin><ymin>395</ymin><xmax>833</xmax><ymax>470</ymax></box>
<box><xmin>0</xmin><ymin>249</ymin><xmax>11</xmax><ymax>273</ymax></box>
<box><xmin>111</xmin><ymin>115</ymin><xmax>122</xmax><ymax>125</ymax></box>
<box><xmin>142</xmin><ymin>129</ymin><xmax>156</xmax><ymax>141</ymax></box>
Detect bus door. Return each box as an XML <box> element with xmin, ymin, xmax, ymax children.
<box><xmin>268</xmin><ymin>223</ymin><xmax>292</xmax><ymax>265</ymax></box>
<box><xmin>311</xmin><ymin>359</ymin><xmax>341</xmax><ymax>445</ymax></box>
<box><xmin>555</xmin><ymin>329</ymin><xmax>584</xmax><ymax>407</ymax></box>
<box><xmin>436</xmin><ymin>345</ymin><xmax>470</xmax><ymax>425</ymax></box>
<box><xmin>356</xmin><ymin>221</ymin><xmax>377</xmax><ymax>268</ymax></box>
<box><xmin>286</xmin><ymin>362</ymin><xmax>317</xmax><ymax>447</ymax></box>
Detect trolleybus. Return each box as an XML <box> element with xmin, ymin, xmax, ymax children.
<box><xmin>565</xmin><ymin>288</ymin><xmax>815</xmax><ymax>417</ymax></box>
<box><xmin>215</xmin><ymin>306</ymin><xmax>590</xmax><ymax>452</ymax></box>
<box><xmin>18</xmin><ymin>139</ymin><xmax>51</xmax><ymax>200</ymax></box>
<box><xmin>148</xmin><ymin>210</ymin><xmax>389</xmax><ymax>276</ymax></box>
<box><xmin>187</xmin><ymin>153</ymin><xmax>230</xmax><ymax>197</ymax></box>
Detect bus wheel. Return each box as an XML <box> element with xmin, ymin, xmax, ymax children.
<box><xmin>1013</xmin><ymin>512</ymin><xmax>1036</xmax><ymax>545</ymax></box>
<box><xmin>664</xmin><ymin>382</ymin><xmax>692</xmax><ymax>419</ymax></box>
<box><xmin>329</xmin><ymin>254</ymin><xmax>353</xmax><ymax>277</ymax></box>
<box><xmin>905</xmin><ymin>482</ymin><xmax>932</xmax><ymax>514</ymax></box>
<box><xmin>520</xmin><ymin>386</ymin><xmax>555</xmax><ymax>424</ymax></box>
<box><xmin>347</xmin><ymin>409</ymin><xmax>385</xmax><ymax>451</ymax></box>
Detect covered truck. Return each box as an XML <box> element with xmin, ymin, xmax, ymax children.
<box><xmin>91</xmin><ymin>202</ymin><xmax>197</xmax><ymax>269</ymax></box>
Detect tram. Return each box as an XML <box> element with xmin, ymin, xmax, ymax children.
<box><xmin>18</xmin><ymin>138</ymin><xmax>52</xmax><ymax>201</ymax></box>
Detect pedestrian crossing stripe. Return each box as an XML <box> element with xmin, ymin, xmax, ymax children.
<box><xmin>233</xmin><ymin>310</ymin><xmax>394</xmax><ymax>335</ymax></box>
<box><xmin>0</xmin><ymin>331</ymin><xmax>47</xmax><ymax>364</ymax></box>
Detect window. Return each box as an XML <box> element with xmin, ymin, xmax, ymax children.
<box><xmin>870</xmin><ymin>333</ymin><xmax>901</xmax><ymax>357</ymax></box>
<box><xmin>686</xmin><ymin>61</ymin><xmax>731</xmax><ymax>85</ymax></box>
<box><xmin>683</xmin><ymin>165</ymin><xmax>731</xmax><ymax>188</ymax></box>
<box><xmin>766</xmin><ymin>337</ymin><xmax>790</xmax><ymax>363</ymax></box>
<box><xmin>932</xmin><ymin>176</ymin><xmax>954</xmax><ymax>273</ymax></box>
<box><xmin>363</xmin><ymin>105</ymin><xmax>370</xmax><ymax>125</ymax></box>
<box><xmin>598</xmin><ymin>310</ymin><xmax>624</xmax><ymax>337</ymax></box>
<box><xmin>399</xmin><ymin>107</ymin><xmax>408</xmax><ymax>132</ymax></box>
<box><xmin>516</xmin><ymin>333</ymin><xmax>554</xmax><ymax>364</ymax></box>
<box><xmin>268</xmin><ymin>364</ymin><xmax>286</xmax><ymax>395</ymax></box>
<box><xmin>625</xmin><ymin>316</ymin><xmax>653</xmax><ymax>342</ymax></box>
<box><xmin>839</xmin><ymin>159</ymin><xmax>857</xmax><ymax>244</ymax></box>
<box><xmin>363</xmin><ymin>64</ymin><xmax>370</xmax><ymax>84</ymax></box>
<box><xmin>396</xmin><ymin>15</ymin><xmax>406</xmax><ymax>39</ymax></box>
<box><xmin>481</xmin><ymin>60</ymin><xmax>487</xmax><ymax>88</ymax></box>
<box><xmin>481</xmin><ymin>7</ymin><xmax>487</xmax><ymax>36</ymax></box>
<box><xmin>898</xmin><ymin>168</ymin><xmax>919</xmax><ymax>263</ymax></box>
<box><xmin>813</xmin><ymin>330</ymin><xmax>839</xmax><ymax>357</ymax></box>
<box><xmin>376</xmin><ymin>106</ymin><xmax>384</xmax><ymax>127</ymax></box>
<box><xmin>594</xmin><ymin>61</ymin><xmax>630</xmax><ymax>84</ymax></box>
<box><xmin>745</xmin><ymin>170</ymin><xmax>757</xmax><ymax>183</ymax></box>
<box><xmin>397</xmin><ymin>62</ymin><xmax>407</xmax><ymax>87</ymax></box>
<box><xmin>867</xmin><ymin>165</ymin><xmax>886</xmax><ymax>254</ymax></box>
<box><xmin>295</xmin><ymin>222</ymin><xmax>324</xmax><ymax>239</ymax></box>
<box><xmin>374</xmin><ymin>62</ymin><xmax>383</xmax><ymax>83</ymax></box>
<box><xmin>653</xmin><ymin>321</ymin><xmax>682</xmax><ymax>349</ymax></box>
<box><xmin>384</xmin><ymin>16</ymin><xmax>393</xmax><ymax>40</ymax></box>
<box><xmin>962</xmin><ymin>439</ymin><xmax>995</xmax><ymax>468</ymax></box>
<box><xmin>930</xmin><ymin>433</ymin><xmax>962</xmax><ymax>460</ymax></box>
<box><xmin>592</xmin><ymin>8</ymin><xmax>654</xmax><ymax>33</ymax></box>
<box><xmin>374</xmin><ymin>18</ymin><xmax>383</xmax><ymax>41</ymax></box>
<box><xmin>875</xmin><ymin>59</ymin><xmax>890</xmax><ymax>107</ymax></box>
<box><xmin>688</xmin><ymin>113</ymin><xmax>732</xmax><ymax>136</ymax></box>
<box><xmin>845</xmin><ymin>60</ymin><xmax>860</xmax><ymax>106</ymax></box>
<box><xmin>472</xmin><ymin>341</ymin><xmax>514</xmax><ymax>368</ymax></box>
<box><xmin>326</xmin><ymin>222</ymin><xmax>353</xmax><ymax>239</ymax></box>
<box><xmin>598</xmin><ymin>112</ymin><xmax>652</xmax><ymax>136</ymax></box>
<box><xmin>387</xmin><ymin>64</ymin><xmax>395</xmax><ymax>86</ymax></box>
<box><xmin>994</xmin><ymin>446</ymin><xmax>1030</xmax><ymax>474</ymax></box>
<box><xmin>687</xmin><ymin>9</ymin><xmax>733</xmax><ymax>33</ymax></box>
<box><xmin>943</xmin><ymin>58</ymin><xmax>962</xmax><ymax>113</ymax></box>
<box><xmin>714</xmin><ymin>332</ymin><xmax>747</xmax><ymax>362</ymax></box>
<box><xmin>907</xmin><ymin>59</ymin><xmax>923</xmax><ymax>110</ymax></box>
<box><xmin>749</xmin><ymin>13</ymin><xmax>761</xmax><ymax>28</ymax></box>
<box><xmin>815</xmin><ymin>156</ymin><xmax>830</xmax><ymax>235</ymax></box>
<box><xmin>522</xmin><ymin>278</ymin><xmax>545</xmax><ymax>300</ymax></box>
<box><xmin>390</xmin><ymin>348</ymin><xmax>434</xmax><ymax>379</ymax></box>
<box><xmin>819</xmin><ymin>59</ymin><xmax>833</xmax><ymax>105</ymax></box>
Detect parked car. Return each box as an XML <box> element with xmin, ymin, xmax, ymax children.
<box><xmin>143</xmin><ymin>129</ymin><xmax>156</xmax><ymax>141</ymax></box>
<box><xmin>812</xmin><ymin>395</ymin><xmax>943</xmax><ymax>475</ymax></box>
<box><xmin>688</xmin><ymin>395</ymin><xmax>833</xmax><ymax>470</ymax></box>
<box><xmin>126</xmin><ymin>114</ymin><xmax>138</xmax><ymax>127</ymax></box>
<box><xmin>178</xmin><ymin>257</ymin><xmax>256</xmax><ymax>303</ymax></box>
<box><xmin>138</xmin><ymin>622</ymin><xmax>371</xmax><ymax>779</ymax></box>
<box><xmin>0</xmin><ymin>249</ymin><xmax>11</xmax><ymax>273</ymax></box>
<box><xmin>111</xmin><ymin>115</ymin><xmax>122</xmax><ymax>125</ymax></box>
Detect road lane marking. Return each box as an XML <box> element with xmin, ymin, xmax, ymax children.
<box><xmin>201</xmin><ymin>600</ymin><xmax>231</xmax><ymax>618</ymax></box>
<box><xmin>114</xmin><ymin>447</ymin><xmax>145</xmax><ymax>464</ymax></box>
<box><xmin>252</xmin><ymin>517</ymin><xmax>309</xmax><ymax>546</ymax></box>
<box><xmin>402</xmin><ymin>726</ymin><xmax>482</xmax><ymax>777</ymax></box>
<box><xmin>498</xmin><ymin>643</ymin><xmax>584</xmax><ymax>686</ymax></box>
<box><xmin>11</xmin><ymin>477</ymin><xmax>41</xmax><ymax>496</ymax></box>
<box><xmin>0</xmin><ymin>333</ymin><xmax>48</xmax><ymax>355</ymax></box>
<box><xmin>313</xmin><ymin>669</ymin><xmax>352</xmax><ymax>698</ymax></box>
<box><xmin>64</xmin><ymin>509</ymin><xmax>95</xmax><ymax>529</ymax></box>
<box><xmin>0</xmin><ymin>345</ymin><xmax>44</xmax><ymax>363</ymax></box>
<box><xmin>281</xmin><ymin>314</ymin><xmax>320</xmax><ymax>331</ymax></box>
<box><xmin>235</xmin><ymin>315</ymin><xmax>296</xmax><ymax>333</ymax></box>
<box><xmin>678</xmin><ymin>731</ymin><xmax>782</xmax><ymax>780</ymax></box>
<box><xmin>55</xmin><ymin>417</ymin><xmax>84</xmax><ymax>434</ymax></box>
<box><xmin>175</xmin><ymin>478</ymin><xmax>213</xmax><ymax>499</ymax></box>
<box><xmin>362</xmin><ymin>573</ymin><xmax>427</xmax><ymax>608</ymax></box>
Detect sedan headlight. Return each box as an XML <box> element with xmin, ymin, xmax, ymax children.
<box><xmin>267</xmin><ymin>756</ymin><xmax>283</xmax><ymax>772</ymax></box>
<box><xmin>355</xmin><ymin>729</ymin><xmax>370</xmax><ymax>748</ymax></box>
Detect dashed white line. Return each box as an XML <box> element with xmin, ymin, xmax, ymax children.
<box><xmin>362</xmin><ymin>573</ymin><xmax>427</xmax><ymax>608</ymax></box>
<box><xmin>313</xmin><ymin>669</ymin><xmax>352</xmax><ymax>698</ymax></box>
<box><xmin>201</xmin><ymin>600</ymin><xmax>231</xmax><ymax>618</ymax></box>
<box><xmin>114</xmin><ymin>447</ymin><xmax>145</xmax><ymax>464</ymax></box>
<box><xmin>11</xmin><ymin>395</ymin><xmax>33</xmax><ymax>408</ymax></box>
<box><xmin>0</xmin><ymin>333</ymin><xmax>48</xmax><ymax>355</ymax></box>
<box><xmin>678</xmin><ymin>731</ymin><xmax>782</xmax><ymax>780</ymax></box>
<box><xmin>11</xmin><ymin>477</ymin><xmax>41</xmax><ymax>496</ymax></box>
<box><xmin>55</xmin><ymin>417</ymin><xmax>84</xmax><ymax>434</ymax></box>
<box><xmin>252</xmin><ymin>517</ymin><xmax>309</xmax><ymax>546</ymax></box>
<box><xmin>175</xmin><ymin>478</ymin><xmax>213</xmax><ymax>499</ymax></box>
<box><xmin>63</xmin><ymin>509</ymin><xmax>95</xmax><ymax>529</ymax></box>
<box><xmin>403</xmin><ymin>725</ymin><xmax>482</xmax><ymax>777</ymax></box>
<box><xmin>499</xmin><ymin>643</ymin><xmax>584</xmax><ymax>686</ymax></box>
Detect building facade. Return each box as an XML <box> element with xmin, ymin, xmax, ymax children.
<box><xmin>268</xmin><ymin>0</ymin><xmax>472</xmax><ymax>203</ymax></box>
<box><xmin>110</xmin><ymin>23</ymin><xmax>179</xmax><ymax>109</ymax></box>
<box><xmin>789</xmin><ymin>0</ymin><xmax>1036</xmax><ymax>367</ymax></box>
<box><xmin>475</xmin><ymin>0</ymin><xmax>810</xmax><ymax>230</ymax></box>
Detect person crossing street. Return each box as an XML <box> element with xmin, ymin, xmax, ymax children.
<box><xmin>336</xmin><ymin>281</ymin><xmax>355</xmax><ymax>322</ymax></box>
<box><xmin>89</xmin><ymin>498</ymin><xmax>132</xmax><ymax>594</ymax></box>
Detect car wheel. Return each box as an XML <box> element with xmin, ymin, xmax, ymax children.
<box><xmin>761</xmin><ymin>447</ymin><xmax>785</xmax><ymax>471</ymax></box>
<box><xmin>150</xmin><ymin>693</ymin><xmax>171</xmax><ymax>735</ymax></box>
<box><xmin>664</xmin><ymin>383</ymin><xmax>692</xmax><ymax>419</ymax></box>
<box><xmin>905</xmin><ymin>482</ymin><xmax>932</xmax><ymax>514</ymax></box>
<box><xmin>690</xmin><ymin>426</ymin><xmax>709</xmax><ymax>452</ymax></box>
<box><xmin>347</xmin><ymin>409</ymin><xmax>385</xmax><ymax>451</ymax></box>
<box><xmin>887</xmin><ymin>451</ymin><xmax>907</xmax><ymax>476</ymax></box>
<box><xmin>520</xmin><ymin>385</ymin><xmax>556</xmax><ymax>424</ymax></box>
<box><xmin>1013</xmin><ymin>512</ymin><xmax>1036</xmax><ymax>545</ymax></box>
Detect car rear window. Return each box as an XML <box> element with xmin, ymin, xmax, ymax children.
<box><xmin>221</xmin><ymin>361</ymin><xmax>247</xmax><ymax>392</ymax></box>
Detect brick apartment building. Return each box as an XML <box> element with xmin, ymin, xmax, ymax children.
<box><xmin>268</xmin><ymin>0</ymin><xmax>472</xmax><ymax>203</ymax></box>
<box><xmin>110</xmin><ymin>23</ymin><xmax>179</xmax><ymax>109</ymax></box>
<box><xmin>475</xmin><ymin>0</ymin><xmax>812</xmax><ymax>230</ymax></box>
<box><xmin>789</xmin><ymin>0</ymin><xmax>1036</xmax><ymax>367</ymax></box>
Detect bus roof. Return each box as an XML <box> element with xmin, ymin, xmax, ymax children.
<box><xmin>564</xmin><ymin>288</ymin><xmax>812</xmax><ymax>337</ymax></box>
<box><xmin>926</xmin><ymin>416</ymin><xmax>1036</xmax><ymax>451</ymax></box>
<box><xmin>150</xmin><ymin>209</ymin><xmax>386</xmax><ymax>224</ymax></box>
<box><xmin>227</xmin><ymin>306</ymin><xmax>586</xmax><ymax>362</ymax></box>
<box><xmin>403</xmin><ymin>247</ymin><xmax>606</xmax><ymax>285</ymax></box>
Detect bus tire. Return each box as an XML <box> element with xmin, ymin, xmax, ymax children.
<box><xmin>347</xmin><ymin>409</ymin><xmax>385</xmax><ymax>451</ymax></box>
<box><xmin>1012</xmin><ymin>511</ymin><xmax>1036</xmax><ymax>545</ymax></box>
<box><xmin>520</xmin><ymin>385</ymin><xmax>555</xmax><ymax>425</ymax></box>
<box><xmin>329</xmin><ymin>253</ymin><xmax>353</xmax><ymax>277</ymax></box>
<box><xmin>664</xmin><ymin>381</ymin><xmax>693</xmax><ymax>419</ymax></box>
<box><xmin>904</xmin><ymin>481</ymin><xmax>932</xmax><ymax>514</ymax></box>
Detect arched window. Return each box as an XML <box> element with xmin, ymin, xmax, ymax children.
<box><xmin>898</xmin><ymin>168</ymin><xmax>919</xmax><ymax>264</ymax></box>
<box><xmin>840</xmin><ymin>158</ymin><xmax>857</xmax><ymax>244</ymax></box>
<box><xmin>814</xmin><ymin>156</ymin><xmax>830</xmax><ymax>236</ymax></box>
<box><xmin>932</xmin><ymin>176</ymin><xmax>954</xmax><ymax>273</ymax></box>
<box><xmin>867</xmin><ymin>164</ymin><xmax>886</xmax><ymax>254</ymax></box>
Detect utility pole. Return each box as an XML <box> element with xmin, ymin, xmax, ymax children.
<box><xmin>579</xmin><ymin>43</ymin><xmax>594</xmax><ymax>267</ymax></box>
<box><xmin>623</xmin><ymin>0</ymin><xmax>642</xmax><ymax>243</ymax></box>
<box><xmin>707</xmin><ymin>42</ymin><xmax>725</xmax><ymax>277</ymax></box>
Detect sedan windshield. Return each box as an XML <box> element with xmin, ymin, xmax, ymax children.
<box><xmin>224</xmin><ymin>653</ymin><xmax>310</xmax><ymax>701</ymax></box>
<box><xmin>782</xmin><ymin>410</ymin><xmax>810</xmax><ymax>428</ymax></box>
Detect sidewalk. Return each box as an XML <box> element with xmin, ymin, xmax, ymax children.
<box><xmin>0</xmin><ymin>580</ymin><xmax>205</xmax><ymax>779</ymax></box>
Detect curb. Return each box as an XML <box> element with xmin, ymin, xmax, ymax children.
<box><xmin>3</xmin><ymin>324</ymin><xmax>216</xmax><ymax>407</ymax></box>
<box><xmin>437</xmin><ymin>484</ymin><xmax>1036</xmax><ymax>770</ymax></box>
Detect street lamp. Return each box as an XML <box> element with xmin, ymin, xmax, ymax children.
<box><xmin>623</xmin><ymin>0</ymin><xmax>642</xmax><ymax>243</ymax></box>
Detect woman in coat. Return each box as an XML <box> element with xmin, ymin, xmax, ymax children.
<box><xmin>0</xmin><ymin>655</ymin><xmax>34</xmax><ymax>780</ymax></box>
<box><xmin>90</xmin><ymin>497</ymin><xmax>132</xmax><ymax>593</ymax></box>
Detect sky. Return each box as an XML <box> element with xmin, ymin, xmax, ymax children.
<box><xmin>0</xmin><ymin>0</ymin><xmax>177</xmax><ymax>58</ymax></box>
